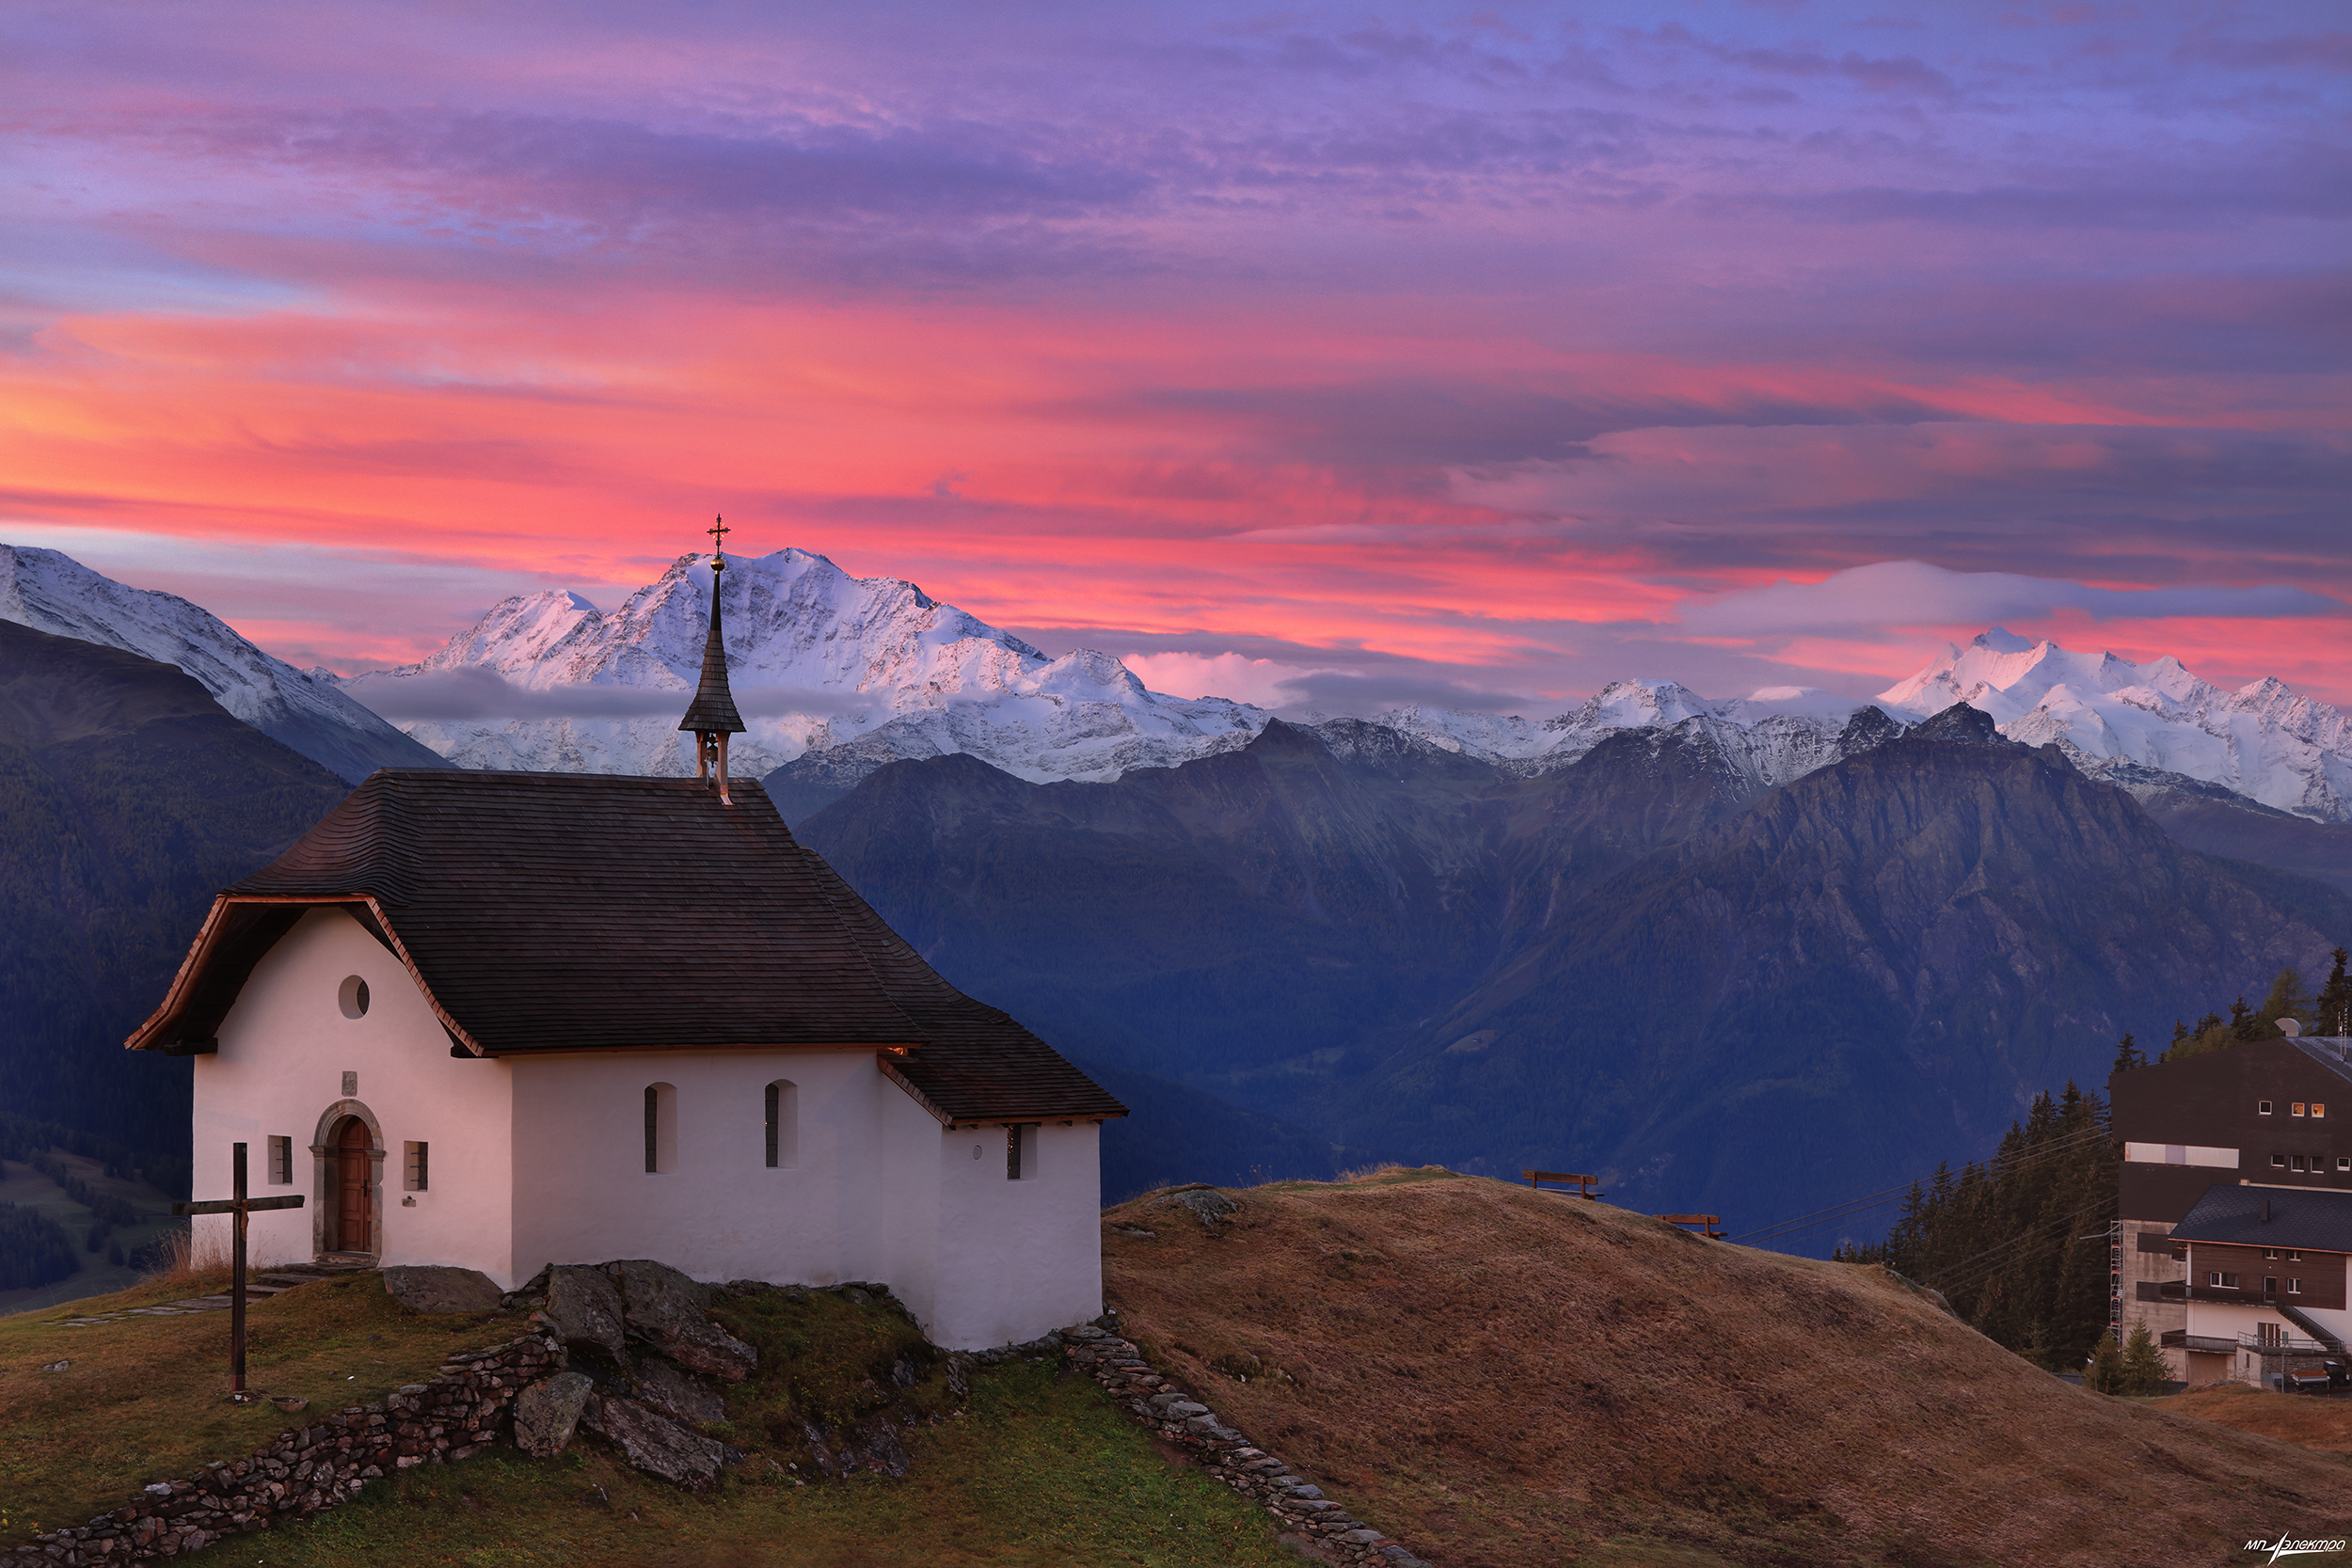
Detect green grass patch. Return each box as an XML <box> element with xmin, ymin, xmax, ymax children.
<box><xmin>0</xmin><ymin>1269</ymin><xmax>519</xmax><ymax>1545</ymax></box>
<box><xmin>187</xmin><ymin>1358</ymin><xmax>1296</xmax><ymax>1567</ymax></box>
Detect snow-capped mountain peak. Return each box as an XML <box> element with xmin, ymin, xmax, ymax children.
<box><xmin>1879</xmin><ymin>631</ymin><xmax>2352</xmax><ymax>822</ymax></box>
<box><xmin>0</xmin><ymin>544</ymin><xmax>446</xmax><ymax>783</ymax></box>
<box><xmin>348</xmin><ymin>547</ymin><xmax>1264</xmax><ymax>783</ymax></box>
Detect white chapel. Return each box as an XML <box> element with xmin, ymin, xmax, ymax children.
<box><xmin>126</xmin><ymin>536</ymin><xmax>1125</xmax><ymax>1351</ymax></box>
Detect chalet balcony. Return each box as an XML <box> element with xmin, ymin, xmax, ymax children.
<box><xmin>2137</xmin><ymin>1280</ymin><xmax>2333</xmax><ymax>1308</ymax></box>
<box><xmin>2160</xmin><ymin>1328</ymin><xmax>2337</xmax><ymax>1357</ymax></box>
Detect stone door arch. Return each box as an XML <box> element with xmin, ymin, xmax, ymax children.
<box><xmin>310</xmin><ymin>1099</ymin><xmax>386</xmax><ymax>1259</ymax></box>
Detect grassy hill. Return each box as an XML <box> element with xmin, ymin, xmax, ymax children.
<box><xmin>1104</xmin><ymin>1168</ymin><xmax>2352</xmax><ymax>1567</ymax></box>
<box><xmin>0</xmin><ymin>1268</ymin><xmax>1294</xmax><ymax>1567</ymax></box>
<box><xmin>13</xmin><ymin>1172</ymin><xmax>2352</xmax><ymax>1565</ymax></box>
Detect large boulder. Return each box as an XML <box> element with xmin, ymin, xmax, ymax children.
<box><xmin>613</xmin><ymin>1259</ymin><xmax>756</xmax><ymax>1381</ymax></box>
<box><xmin>382</xmin><ymin>1265</ymin><xmax>503</xmax><ymax>1315</ymax></box>
<box><xmin>544</xmin><ymin>1265</ymin><xmax>627</xmax><ymax>1358</ymax></box>
<box><xmin>634</xmin><ymin>1358</ymin><xmax>727</xmax><ymax>1426</ymax></box>
<box><xmin>513</xmin><ymin>1371</ymin><xmax>594</xmax><ymax>1457</ymax></box>
<box><xmin>581</xmin><ymin>1393</ymin><xmax>731</xmax><ymax>1489</ymax></box>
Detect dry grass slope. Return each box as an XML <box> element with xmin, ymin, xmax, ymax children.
<box><xmin>1104</xmin><ymin>1169</ymin><xmax>2352</xmax><ymax>1568</ymax></box>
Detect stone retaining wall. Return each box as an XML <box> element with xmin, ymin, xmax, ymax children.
<box><xmin>1058</xmin><ymin>1325</ymin><xmax>1433</xmax><ymax>1568</ymax></box>
<box><xmin>0</xmin><ymin>1329</ymin><xmax>563</xmax><ymax>1567</ymax></box>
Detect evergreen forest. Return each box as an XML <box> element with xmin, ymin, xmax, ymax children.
<box><xmin>1838</xmin><ymin>951</ymin><xmax>2352</xmax><ymax>1377</ymax></box>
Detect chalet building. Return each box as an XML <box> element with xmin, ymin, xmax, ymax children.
<box><xmin>126</xmin><ymin>535</ymin><xmax>1125</xmax><ymax>1351</ymax></box>
<box><xmin>2112</xmin><ymin>1032</ymin><xmax>2352</xmax><ymax>1385</ymax></box>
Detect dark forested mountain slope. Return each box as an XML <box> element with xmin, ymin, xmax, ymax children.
<box><xmin>0</xmin><ymin>621</ymin><xmax>350</xmax><ymax>1152</ymax></box>
<box><xmin>796</xmin><ymin>718</ymin><xmax>1780</xmax><ymax>1091</ymax></box>
<box><xmin>1340</xmin><ymin>705</ymin><xmax>2351</xmax><ymax>1218</ymax></box>
<box><xmin>803</xmin><ymin>705</ymin><xmax>2352</xmax><ymax>1230</ymax></box>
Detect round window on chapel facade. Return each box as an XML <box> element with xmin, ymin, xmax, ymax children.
<box><xmin>339</xmin><ymin>974</ymin><xmax>370</xmax><ymax>1020</ymax></box>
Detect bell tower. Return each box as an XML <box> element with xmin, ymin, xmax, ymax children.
<box><xmin>677</xmin><ymin>516</ymin><xmax>748</xmax><ymax>803</ymax></box>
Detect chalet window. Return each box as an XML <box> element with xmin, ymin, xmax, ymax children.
<box><xmin>2261</xmin><ymin>1322</ymin><xmax>2286</xmax><ymax>1345</ymax></box>
<box><xmin>2266</xmin><ymin>1248</ymin><xmax>2280</xmax><ymax>1259</ymax></box>
<box><xmin>2292</xmin><ymin>1250</ymin><xmax>2305</xmax><ymax>1261</ymax></box>
<box><xmin>2291</xmin><ymin>1278</ymin><xmax>2305</xmax><ymax>1294</ymax></box>
<box><xmin>2274</xmin><ymin>1153</ymin><xmax>2288</xmax><ymax>1167</ymax></box>
<box><xmin>2339</xmin><ymin>1158</ymin><xmax>2349</xmax><ymax>1172</ymax></box>
<box><xmin>2212</xmin><ymin>1272</ymin><xmax>2240</xmax><ymax>1288</ymax></box>
<box><xmin>2261</xmin><ymin>1101</ymin><xmax>2275</xmax><ymax>1115</ymax></box>
<box><xmin>644</xmin><ymin>1084</ymin><xmax>677</xmax><ymax>1174</ymax></box>
<box><xmin>2265</xmin><ymin>1276</ymin><xmax>2279</xmax><ymax>1295</ymax></box>
<box><xmin>2295</xmin><ymin>1102</ymin><xmax>2308</xmax><ymax>1117</ymax></box>
<box><xmin>267</xmin><ymin>1135</ymin><xmax>293</xmax><ymax>1185</ymax></box>
<box><xmin>2294</xmin><ymin>1156</ymin><xmax>2307</xmax><ymax>1171</ymax></box>
<box><xmin>765</xmin><ymin>1081</ymin><xmax>799</xmax><ymax>1169</ymax></box>
<box><xmin>1007</xmin><ymin>1123</ymin><xmax>1039</xmax><ymax>1181</ymax></box>
<box><xmin>2316</xmin><ymin>1103</ymin><xmax>2328</xmax><ymax>1118</ymax></box>
<box><xmin>404</xmin><ymin>1141</ymin><xmax>429</xmax><ymax>1192</ymax></box>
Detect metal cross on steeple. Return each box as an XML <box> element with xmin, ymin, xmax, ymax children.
<box><xmin>707</xmin><ymin>515</ymin><xmax>729</xmax><ymax>562</ymax></box>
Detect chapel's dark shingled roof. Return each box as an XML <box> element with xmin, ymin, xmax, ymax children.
<box><xmin>127</xmin><ymin>770</ymin><xmax>1123</xmax><ymax>1124</ymax></box>
<box><xmin>2171</xmin><ymin>1183</ymin><xmax>2352</xmax><ymax>1255</ymax></box>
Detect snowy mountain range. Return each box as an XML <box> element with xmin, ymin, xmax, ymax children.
<box><xmin>1877</xmin><ymin>627</ymin><xmax>2352</xmax><ymax>822</ymax></box>
<box><xmin>339</xmin><ymin>549</ymin><xmax>1266</xmax><ymax>784</ymax></box>
<box><xmin>12</xmin><ymin>540</ymin><xmax>2352</xmax><ymax>829</ymax></box>
<box><xmin>0</xmin><ymin>546</ymin><xmax>445</xmax><ymax>784</ymax></box>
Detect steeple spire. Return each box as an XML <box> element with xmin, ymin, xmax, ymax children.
<box><xmin>679</xmin><ymin>516</ymin><xmax>746</xmax><ymax>803</ymax></box>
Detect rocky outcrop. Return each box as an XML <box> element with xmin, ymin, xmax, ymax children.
<box><xmin>512</xmin><ymin>1370</ymin><xmax>594</xmax><ymax>1458</ymax></box>
<box><xmin>511</xmin><ymin>1259</ymin><xmax>756</xmax><ymax>1380</ymax></box>
<box><xmin>579</xmin><ymin>1393</ymin><xmax>733</xmax><ymax>1490</ymax></box>
<box><xmin>538</xmin><ymin>1264</ymin><xmax>626</xmax><ymax>1358</ymax></box>
<box><xmin>633</xmin><ymin>1358</ymin><xmax>726</xmax><ymax>1425</ymax></box>
<box><xmin>0</xmin><ymin>1330</ymin><xmax>562</xmax><ymax>1567</ymax></box>
<box><xmin>381</xmin><ymin>1265</ymin><xmax>502</xmax><ymax>1314</ymax></box>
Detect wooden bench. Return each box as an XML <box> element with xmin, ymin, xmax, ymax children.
<box><xmin>1661</xmin><ymin>1213</ymin><xmax>1724</xmax><ymax>1240</ymax></box>
<box><xmin>1522</xmin><ymin>1170</ymin><xmax>1603</xmax><ymax>1200</ymax></box>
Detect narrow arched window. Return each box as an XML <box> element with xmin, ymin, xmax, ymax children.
<box><xmin>644</xmin><ymin>1083</ymin><xmax>676</xmax><ymax>1173</ymax></box>
<box><xmin>765</xmin><ymin>1081</ymin><xmax>799</xmax><ymax>1169</ymax></box>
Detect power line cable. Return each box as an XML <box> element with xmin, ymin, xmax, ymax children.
<box><xmin>1728</xmin><ymin>1124</ymin><xmax>2111</xmax><ymax>1246</ymax></box>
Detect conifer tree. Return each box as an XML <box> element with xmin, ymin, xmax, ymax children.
<box><xmin>2319</xmin><ymin>948</ymin><xmax>2352</xmax><ymax>1038</ymax></box>
<box><xmin>2231</xmin><ymin>995</ymin><xmax>2260</xmax><ymax>1040</ymax></box>
<box><xmin>2112</xmin><ymin>1033</ymin><xmax>2146</xmax><ymax>1074</ymax></box>
<box><xmin>1878</xmin><ymin>1083</ymin><xmax>2117</xmax><ymax>1365</ymax></box>
<box><xmin>2260</xmin><ymin>967</ymin><xmax>2314</xmax><ymax>1033</ymax></box>
<box><xmin>2121</xmin><ymin>1323</ymin><xmax>2169</xmax><ymax>1396</ymax></box>
<box><xmin>2087</xmin><ymin>1329</ymin><xmax>2125</xmax><ymax>1394</ymax></box>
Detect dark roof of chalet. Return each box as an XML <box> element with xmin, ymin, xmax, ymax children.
<box><xmin>677</xmin><ymin>566</ymin><xmax>745</xmax><ymax>735</ymax></box>
<box><xmin>126</xmin><ymin>769</ymin><xmax>1123</xmax><ymax>1124</ymax></box>
<box><xmin>2171</xmin><ymin>1183</ymin><xmax>2352</xmax><ymax>1256</ymax></box>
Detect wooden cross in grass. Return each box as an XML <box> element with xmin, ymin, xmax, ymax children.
<box><xmin>173</xmin><ymin>1142</ymin><xmax>303</xmax><ymax>1401</ymax></box>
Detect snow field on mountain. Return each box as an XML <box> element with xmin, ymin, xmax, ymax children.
<box><xmin>347</xmin><ymin>548</ymin><xmax>1268</xmax><ymax>782</ymax></box>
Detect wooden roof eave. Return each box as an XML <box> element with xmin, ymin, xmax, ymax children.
<box><xmin>880</xmin><ymin>1055</ymin><xmax>956</xmax><ymax>1126</ymax></box>
<box><xmin>124</xmin><ymin>895</ymin><xmax>489</xmax><ymax>1060</ymax></box>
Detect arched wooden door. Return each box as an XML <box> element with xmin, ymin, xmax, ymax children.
<box><xmin>333</xmin><ymin>1117</ymin><xmax>373</xmax><ymax>1254</ymax></box>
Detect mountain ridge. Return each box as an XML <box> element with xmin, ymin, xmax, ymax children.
<box><xmin>803</xmin><ymin>704</ymin><xmax>2352</xmax><ymax>1228</ymax></box>
<box><xmin>0</xmin><ymin>546</ymin><xmax>446</xmax><ymax>784</ymax></box>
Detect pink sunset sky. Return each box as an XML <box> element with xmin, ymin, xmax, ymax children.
<box><xmin>4</xmin><ymin>1</ymin><xmax>2346</xmax><ymax>712</ymax></box>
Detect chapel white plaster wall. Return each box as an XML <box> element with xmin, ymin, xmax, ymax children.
<box><xmin>927</xmin><ymin>1121</ymin><xmax>1103</xmax><ymax>1351</ymax></box>
<box><xmin>191</xmin><ymin>908</ymin><xmax>516</xmax><ymax>1280</ymax></box>
<box><xmin>877</xmin><ymin>1084</ymin><xmax>945</xmax><ymax>1337</ymax></box>
<box><xmin>507</xmin><ymin>1050</ymin><xmax>894</xmax><ymax>1289</ymax></box>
